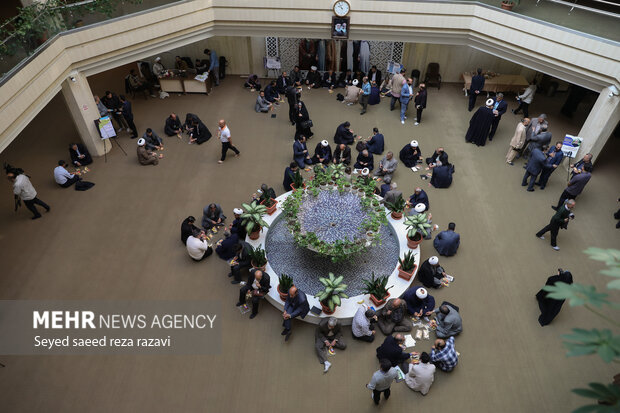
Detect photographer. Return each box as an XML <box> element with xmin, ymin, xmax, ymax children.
<box><xmin>5</xmin><ymin>164</ymin><xmax>50</xmax><ymax>220</ymax></box>
<box><xmin>536</xmin><ymin>268</ymin><xmax>573</xmax><ymax>326</ymax></box>
<box><xmin>536</xmin><ymin>199</ymin><xmax>575</xmax><ymax>251</ymax></box>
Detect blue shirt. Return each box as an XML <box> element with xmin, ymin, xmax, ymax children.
<box><xmin>208</xmin><ymin>50</ymin><xmax>219</xmax><ymax>70</ymax></box>
<box><xmin>362</xmin><ymin>82</ymin><xmax>371</xmax><ymax>95</ymax></box>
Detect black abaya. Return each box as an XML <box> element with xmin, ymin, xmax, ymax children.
<box><xmin>295</xmin><ymin>102</ymin><xmax>313</xmax><ymax>140</ymax></box>
<box><xmin>536</xmin><ymin>271</ymin><xmax>573</xmax><ymax>326</ymax></box>
<box><xmin>465</xmin><ymin>106</ymin><xmax>494</xmax><ymax>146</ymax></box>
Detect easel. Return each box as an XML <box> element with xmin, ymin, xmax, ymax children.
<box><xmin>561</xmin><ymin>134</ymin><xmax>583</xmax><ymax>182</ymax></box>
<box><xmin>95</xmin><ymin>116</ymin><xmax>127</xmax><ymax>162</ymax></box>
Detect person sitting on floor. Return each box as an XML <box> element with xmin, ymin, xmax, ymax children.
<box><xmin>354</xmin><ymin>149</ymin><xmax>374</xmax><ymax>171</ymax></box>
<box><xmin>215</xmin><ymin>230</ymin><xmax>239</xmax><ymax>260</ymax></box>
<box><xmin>136</xmin><ymin>138</ymin><xmax>162</xmax><ymax>165</ymax></box>
<box><xmin>433</xmin><ymin>222</ymin><xmax>460</xmax><ymax>256</ymax></box>
<box><xmin>431</xmin><ymin>303</ymin><xmax>463</xmax><ymax>338</ymax></box>
<box><xmin>430</xmin><ymin>337</ymin><xmax>458</xmax><ymax>372</ymax></box>
<box><xmin>377</xmin><ymin>298</ymin><xmax>412</xmax><ymax>335</ymax></box>
<box><xmin>293</xmin><ymin>135</ymin><xmax>312</xmax><ymax>168</ymax></box>
<box><xmin>255</xmin><ymin>90</ymin><xmax>272</xmax><ymax>113</ymax></box>
<box><xmin>380</xmin><ymin>176</ymin><xmax>392</xmax><ymax>198</ymax></box>
<box><xmin>402</xmin><ymin>287</ymin><xmax>435</xmax><ymax>318</ymax></box>
<box><xmin>352</xmin><ymin>307</ymin><xmax>377</xmax><ymax>342</ymax></box>
<box><xmin>376</xmin><ymin>333</ymin><xmax>411</xmax><ymax>373</ymax></box>
<box><xmin>264</xmin><ymin>80</ymin><xmax>280</xmax><ymax>103</ymax></box>
<box><xmin>181</xmin><ymin>215</ymin><xmax>201</xmax><ymax>245</ymax></box>
<box><xmin>429</xmin><ymin>155</ymin><xmax>454</xmax><ymax>189</ymax></box>
<box><xmin>374</xmin><ymin>151</ymin><xmax>397</xmax><ymax>180</ymax></box>
<box><xmin>425</xmin><ymin>147</ymin><xmax>447</xmax><ymax>166</ymax></box>
<box><xmin>312</xmin><ymin>140</ymin><xmax>332</xmax><ymax>165</ymax></box>
<box><xmin>366</xmin><ymin>127</ymin><xmax>384</xmax><ymax>155</ymax></box>
<box><xmin>188</xmin><ymin>119</ymin><xmax>212</xmax><ymax>145</ymax></box>
<box><xmin>186</xmin><ymin>229</ymin><xmax>213</xmax><ymax>261</ymax></box>
<box><xmin>69</xmin><ymin>143</ymin><xmax>92</xmax><ymax>167</ymax></box>
<box><xmin>334</xmin><ymin>121</ymin><xmax>356</xmax><ymax>145</ymax></box>
<box><xmin>333</xmin><ymin>144</ymin><xmax>352</xmax><ymax>165</ymax></box>
<box><xmin>164</xmin><ymin>113</ymin><xmax>183</xmax><ymax>137</ymax></box>
<box><xmin>53</xmin><ymin>160</ymin><xmax>80</xmax><ymax>188</ymax></box>
<box><xmin>409</xmin><ymin>187</ymin><xmax>429</xmax><ymax>211</ymax></box>
<box><xmin>236</xmin><ymin>269</ymin><xmax>271</xmax><ymax>319</ymax></box>
<box><xmin>283</xmin><ymin>162</ymin><xmax>299</xmax><ymax>191</ymax></box>
<box><xmin>418</xmin><ymin>256</ymin><xmax>448</xmax><ymax>289</ymax></box>
<box><xmin>405</xmin><ymin>352</ymin><xmax>435</xmax><ymax>395</ymax></box>
<box><xmin>143</xmin><ymin>128</ymin><xmax>163</xmax><ymax>151</ymax></box>
<box><xmin>305</xmin><ymin>66</ymin><xmax>321</xmax><ymax>89</ymax></box>
<box><xmin>202</xmin><ymin>203</ymin><xmax>226</xmax><ymax>230</ymax></box>
<box><xmin>230</xmin><ymin>208</ymin><xmax>247</xmax><ymax>241</ymax></box>
<box><xmin>399</xmin><ymin>140</ymin><xmax>422</xmax><ymax>169</ymax></box>
<box><xmin>244</xmin><ymin>74</ymin><xmax>261</xmax><ymax>91</ymax></box>
<box><xmin>315</xmin><ymin>317</ymin><xmax>346</xmax><ymax>373</ymax></box>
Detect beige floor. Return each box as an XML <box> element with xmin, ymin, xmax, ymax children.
<box><xmin>0</xmin><ymin>66</ymin><xmax>618</xmax><ymax>413</ymax></box>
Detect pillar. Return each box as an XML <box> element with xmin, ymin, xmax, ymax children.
<box><xmin>61</xmin><ymin>71</ymin><xmax>109</xmax><ymax>157</ymax></box>
<box><xmin>577</xmin><ymin>86</ymin><xmax>620</xmax><ymax>163</ymax></box>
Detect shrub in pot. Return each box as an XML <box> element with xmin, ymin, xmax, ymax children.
<box><xmin>398</xmin><ymin>250</ymin><xmax>417</xmax><ymax>280</ymax></box>
<box><xmin>404</xmin><ymin>214</ymin><xmax>431</xmax><ymax>249</ymax></box>
<box><xmin>290</xmin><ymin>168</ymin><xmax>305</xmax><ymax>191</ymax></box>
<box><xmin>362</xmin><ymin>272</ymin><xmax>393</xmax><ymax>306</ymax></box>
<box><xmin>241</xmin><ymin>201</ymin><xmax>269</xmax><ymax>240</ymax></box>
<box><xmin>385</xmin><ymin>194</ymin><xmax>406</xmax><ymax>220</ymax></box>
<box><xmin>259</xmin><ymin>191</ymin><xmax>278</xmax><ymax>215</ymax></box>
<box><xmin>248</xmin><ymin>245</ymin><xmax>267</xmax><ymax>270</ymax></box>
<box><xmin>277</xmin><ymin>273</ymin><xmax>293</xmax><ymax>301</ymax></box>
<box><xmin>315</xmin><ymin>273</ymin><xmax>348</xmax><ymax>315</ymax></box>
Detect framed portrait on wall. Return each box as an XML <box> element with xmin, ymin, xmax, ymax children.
<box><xmin>332</xmin><ymin>16</ymin><xmax>349</xmax><ymax>39</ymax></box>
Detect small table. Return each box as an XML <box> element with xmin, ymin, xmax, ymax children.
<box><xmin>461</xmin><ymin>73</ymin><xmax>529</xmax><ymax>96</ymax></box>
<box><xmin>159</xmin><ymin>72</ymin><xmax>213</xmax><ymax>95</ymax></box>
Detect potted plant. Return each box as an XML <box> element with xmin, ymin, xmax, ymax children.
<box><xmin>248</xmin><ymin>245</ymin><xmax>267</xmax><ymax>271</ymax></box>
<box><xmin>362</xmin><ymin>272</ymin><xmax>393</xmax><ymax>306</ymax></box>
<box><xmin>259</xmin><ymin>191</ymin><xmax>278</xmax><ymax>215</ymax></box>
<box><xmin>315</xmin><ymin>273</ymin><xmax>348</xmax><ymax>315</ymax></box>
<box><xmin>385</xmin><ymin>194</ymin><xmax>406</xmax><ymax>220</ymax></box>
<box><xmin>404</xmin><ymin>214</ymin><xmax>431</xmax><ymax>249</ymax></box>
<box><xmin>398</xmin><ymin>250</ymin><xmax>417</xmax><ymax>280</ymax></box>
<box><xmin>277</xmin><ymin>273</ymin><xmax>293</xmax><ymax>301</ymax></box>
<box><xmin>241</xmin><ymin>201</ymin><xmax>269</xmax><ymax>240</ymax></box>
<box><xmin>500</xmin><ymin>0</ymin><xmax>519</xmax><ymax>11</ymax></box>
<box><xmin>290</xmin><ymin>168</ymin><xmax>305</xmax><ymax>191</ymax></box>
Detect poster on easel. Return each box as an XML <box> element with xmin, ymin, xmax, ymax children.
<box><xmin>387</xmin><ymin>61</ymin><xmax>403</xmax><ymax>75</ymax></box>
<box><xmin>95</xmin><ymin>116</ymin><xmax>116</xmax><ymax>140</ymax></box>
<box><xmin>561</xmin><ymin>134</ymin><xmax>583</xmax><ymax>159</ymax></box>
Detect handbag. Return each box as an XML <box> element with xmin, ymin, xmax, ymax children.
<box><xmin>300</xmin><ymin>120</ymin><xmax>313</xmax><ymax>129</ymax></box>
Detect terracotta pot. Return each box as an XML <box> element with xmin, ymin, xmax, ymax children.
<box><xmin>291</xmin><ymin>183</ymin><xmax>306</xmax><ymax>191</ymax></box>
<box><xmin>251</xmin><ymin>260</ymin><xmax>266</xmax><ymax>271</ymax></box>
<box><xmin>321</xmin><ymin>301</ymin><xmax>335</xmax><ymax>315</ymax></box>
<box><xmin>398</xmin><ymin>264</ymin><xmax>416</xmax><ymax>281</ymax></box>
<box><xmin>500</xmin><ymin>1</ymin><xmax>514</xmax><ymax>10</ymax></box>
<box><xmin>406</xmin><ymin>233</ymin><xmax>423</xmax><ymax>249</ymax></box>
<box><xmin>370</xmin><ymin>292</ymin><xmax>390</xmax><ymax>307</ymax></box>
<box><xmin>260</xmin><ymin>198</ymin><xmax>278</xmax><ymax>215</ymax></box>
<box><xmin>391</xmin><ymin>211</ymin><xmax>403</xmax><ymax>220</ymax></box>
<box><xmin>277</xmin><ymin>284</ymin><xmax>289</xmax><ymax>301</ymax></box>
<box><xmin>249</xmin><ymin>228</ymin><xmax>261</xmax><ymax>240</ymax></box>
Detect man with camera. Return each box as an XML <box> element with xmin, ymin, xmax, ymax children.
<box><xmin>536</xmin><ymin>199</ymin><xmax>575</xmax><ymax>251</ymax></box>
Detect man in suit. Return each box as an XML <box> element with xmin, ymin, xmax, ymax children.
<box><xmin>529</xmin><ymin>125</ymin><xmax>552</xmax><ymax>151</ymax></box>
<box><xmin>164</xmin><ymin>113</ymin><xmax>183</xmax><ymax>137</ymax></box>
<box><xmin>264</xmin><ymin>80</ymin><xmax>280</xmax><ymax>103</ymax></box>
<box><xmin>315</xmin><ymin>317</ymin><xmax>346</xmax><ymax>372</ymax></box>
<box><xmin>468</xmin><ymin>68</ymin><xmax>485</xmax><ymax>111</ymax></box>
<box><xmin>488</xmin><ymin>93</ymin><xmax>508</xmax><ymax>141</ymax></box>
<box><xmin>322</xmin><ymin>70</ymin><xmax>337</xmax><ymax>90</ymax></box>
<box><xmin>333</xmin><ymin>121</ymin><xmax>356</xmax><ymax>145</ymax></box>
<box><xmin>230</xmin><ymin>241</ymin><xmax>252</xmax><ymax>284</ymax></box>
<box><xmin>376</xmin><ymin>333</ymin><xmax>411</xmax><ymax>373</ymax></box>
<box><xmin>293</xmin><ymin>135</ymin><xmax>312</xmax><ymax>168</ymax></box>
<box><xmin>413</xmin><ymin>83</ymin><xmax>427</xmax><ymax>125</ymax></box>
<box><xmin>536</xmin><ymin>199</ymin><xmax>575</xmax><ymax>251</ymax></box>
<box><xmin>282</xmin><ymin>286</ymin><xmax>310</xmax><ymax>341</ymax></box>
<box><xmin>399</xmin><ymin>78</ymin><xmax>412</xmax><ymax>124</ymax></box>
<box><xmin>69</xmin><ymin>143</ymin><xmax>92</xmax><ymax>167</ymax></box>
<box><xmin>365</xmin><ymin>127</ymin><xmax>384</xmax><ymax>154</ymax></box>
<box><xmin>522</xmin><ymin>145</ymin><xmax>548</xmax><ymax>192</ymax></box>
<box><xmin>433</xmin><ymin>222</ymin><xmax>460</xmax><ymax>256</ymax></box>
<box><xmin>354</xmin><ymin>149</ymin><xmax>374</xmax><ymax>171</ymax></box>
<box><xmin>409</xmin><ymin>187</ymin><xmax>429</xmax><ymax>211</ymax></box>
<box><xmin>537</xmin><ymin>142</ymin><xmax>564</xmax><ymax>189</ymax></box>
<box><xmin>368</xmin><ymin>65</ymin><xmax>382</xmax><ymax>87</ymax></box>
<box><xmin>236</xmin><ymin>269</ymin><xmax>271</xmax><ymax>319</ymax></box>
<box><xmin>554</xmin><ymin>163</ymin><xmax>592</xmax><ymax>210</ymax></box>
<box><xmin>276</xmin><ymin>71</ymin><xmax>291</xmax><ymax>94</ymax></box>
<box><xmin>283</xmin><ymin>162</ymin><xmax>298</xmax><ymax>191</ymax></box>
<box><xmin>383</xmin><ymin>182</ymin><xmax>402</xmax><ymax>205</ymax></box>
<box><xmin>374</xmin><ymin>151</ymin><xmax>397</xmax><ymax>181</ymax></box>
<box><xmin>333</xmin><ymin>144</ymin><xmax>351</xmax><ymax>165</ymax></box>
<box><xmin>377</xmin><ymin>298</ymin><xmax>412</xmax><ymax>335</ymax></box>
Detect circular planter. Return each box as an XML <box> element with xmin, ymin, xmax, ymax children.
<box><xmin>277</xmin><ymin>284</ymin><xmax>289</xmax><ymax>301</ymax></box>
<box><xmin>249</xmin><ymin>228</ymin><xmax>261</xmax><ymax>240</ymax></box>
<box><xmin>391</xmin><ymin>211</ymin><xmax>403</xmax><ymax>220</ymax></box>
<box><xmin>398</xmin><ymin>264</ymin><xmax>416</xmax><ymax>281</ymax></box>
<box><xmin>406</xmin><ymin>232</ymin><xmax>423</xmax><ymax>249</ymax></box>
<box><xmin>370</xmin><ymin>292</ymin><xmax>390</xmax><ymax>307</ymax></box>
<box><xmin>251</xmin><ymin>260</ymin><xmax>266</xmax><ymax>271</ymax></box>
<box><xmin>321</xmin><ymin>301</ymin><xmax>335</xmax><ymax>315</ymax></box>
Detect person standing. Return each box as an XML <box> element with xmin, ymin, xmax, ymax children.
<box><xmin>315</xmin><ymin>317</ymin><xmax>346</xmax><ymax>373</ymax></box>
<box><xmin>536</xmin><ymin>199</ymin><xmax>575</xmax><ymax>251</ymax></box>
<box><xmin>537</xmin><ymin>142</ymin><xmax>564</xmax><ymax>189</ymax></box>
<box><xmin>468</xmin><ymin>68</ymin><xmax>485</xmax><ymax>111</ymax></box>
<box><xmin>6</xmin><ymin>165</ymin><xmax>50</xmax><ymax>219</ymax></box>
<box><xmin>506</xmin><ymin>118</ymin><xmax>530</xmax><ymax>165</ymax></box>
<box><xmin>119</xmin><ymin>95</ymin><xmax>138</xmax><ymax>138</ymax></box>
<box><xmin>465</xmin><ymin>99</ymin><xmax>495</xmax><ymax>146</ymax></box>
<box><xmin>101</xmin><ymin>91</ymin><xmax>129</xmax><ymax>132</ymax></box>
<box><xmin>413</xmin><ymin>83</ymin><xmax>427</xmax><ymax>126</ymax></box>
<box><xmin>536</xmin><ymin>269</ymin><xmax>573</xmax><ymax>326</ymax></box>
<box><xmin>204</xmin><ymin>48</ymin><xmax>219</xmax><ymax>86</ymax></box>
<box><xmin>554</xmin><ymin>164</ymin><xmax>592</xmax><ymax>209</ymax></box>
<box><xmin>513</xmin><ymin>81</ymin><xmax>537</xmax><ymax>118</ymax></box>
<box><xmin>367</xmin><ymin>358</ymin><xmax>403</xmax><ymax>405</ymax></box>
<box><xmin>360</xmin><ymin>76</ymin><xmax>371</xmax><ymax>115</ymax></box>
<box><xmin>522</xmin><ymin>145</ymin><xmax>547</xmax><ymax>192</ymax></box>
<box><xmin>294</xmin><ymin>101</ymin><xmax>313</xmax><ymax>140</ymax></box>
<box><xmin>53</xmin><ymin>160</ymin><xmax>80</xmax><ymax>188</ymax></box>
<box><xmin>488</xmin><ymin>93</ymin><xmax>508</xmax><ymax>141</ymax></box>
<box><xmin>399</xmin><ymin>78</ymin><xmax>411</xmax><ymax>125</ymax></box>
<box><xmin>389</xmin><ymin>68</ymin><xmax>406</xmax><ymax>111</ymax></box>
<box><xmin>217</xmin><ymin>119</ymin><xmax>240</xmax><ymax>164</ymax></box>
<box><xmin>286</xmin><ymin>85</ymin><xmax>300</xmax><ymax>125</ymax></box>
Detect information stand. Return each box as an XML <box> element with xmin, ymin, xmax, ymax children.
<box><xmin>94</xmin><ymin>116</ymin><xmax>127</xmax><ymax>162</ymax></box>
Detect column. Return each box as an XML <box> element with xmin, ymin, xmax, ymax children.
<box><xmin>577</xmin><ymin>86</ymin><xmax>620</xmax><ymax>163</ymax></box>
<box><xmin>61</xmin><ymin>71</ymin><xmax>109</xmax><ymax>157</ymax></box>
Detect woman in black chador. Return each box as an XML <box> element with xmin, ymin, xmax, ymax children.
<box><xmin>535</xmin><ymin>269</ymin><xmax>573</xmax><ymax>326</ymax></box>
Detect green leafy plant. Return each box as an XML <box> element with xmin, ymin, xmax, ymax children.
<box><xmin>326</xmin><ymin>163</ymin><xmax>346</xmax><ymax>181</ymax></box>
<box><xmin>385</xmin><ymin>194</ymin><xmax>406</xmax><ymax>214</ymax></box>
<box><xmin>398</xmin><ymin>250</ymin><xmax>416</xmax><ymax>272</ymax></box>
<box><xmin>278</xmin><ymin>273</ymin><xmax>293</xmax><ymax>292</ymax></box>
<box><xmin>404</xmin><ymin>213</ymin><xmax>432</xmax><ymax>238</ymax></box>
<box><xmin>259</xmin><ymin>190</ymin><xmax>275</xmax><ymax>207</ymax></box>
<box><xmin>542</xmin><ymin>248</ymin><xmax>620</xmax><ymax>412</ymax></box>
<box><xmin>315</xmin><ymin>273</ymin><xmax>349</xmax><ymax>312</ymax></box>
<box><xmin>241</xmin><ymin>201</ymin><xmax>269</xmax><ymax>234</ymax></box>
<box><xmin>362</xmin><ymin>272</ymin><xmax>392</xmax><ymax>299</ymax></box>
<box><xmin>248</xmin><ymin>245</ymin><xmax>267</xmax><ymax>267</ymax></box>
<box><xmin>291</xmin><ymin>168</ymin><xmax>304</xmax><ymax>189</ymax></box>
